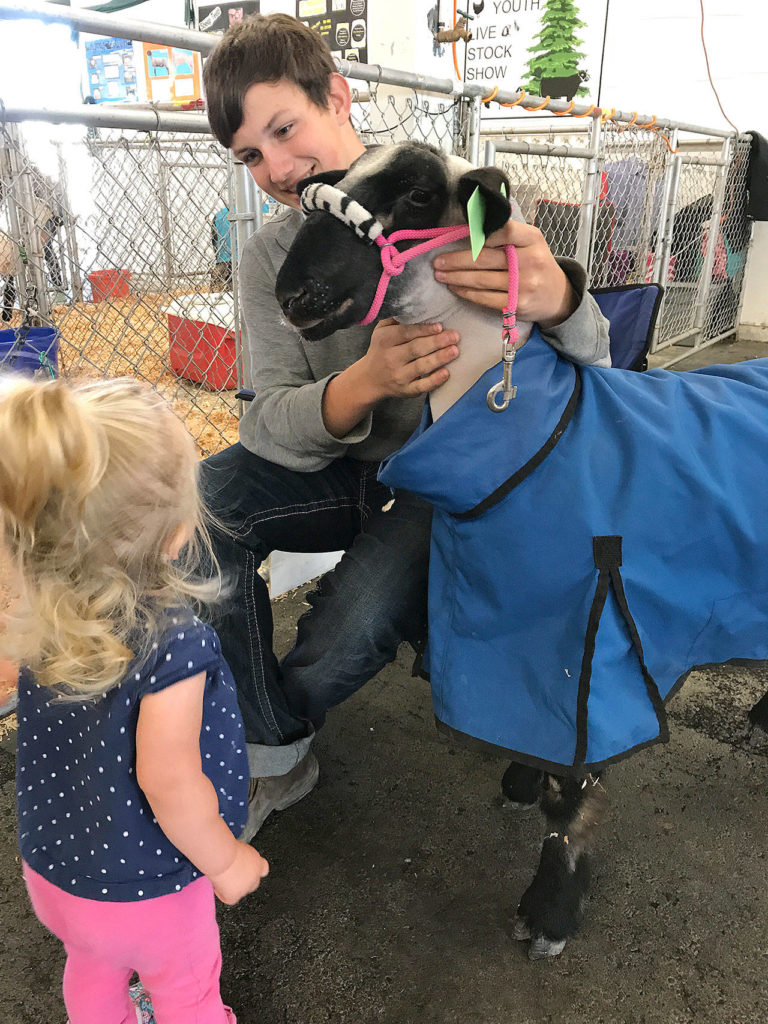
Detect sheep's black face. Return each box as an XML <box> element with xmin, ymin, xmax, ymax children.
<box><xmin>275</xmin><ymin>143</ymin><xmax>453</xmax><ymax>340</ymax></box>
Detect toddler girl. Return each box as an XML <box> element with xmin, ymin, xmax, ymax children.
<box><xmin>1</xmin><ymin>375</ymin><xmax>268</xmax><ymax>1023</ymax></box>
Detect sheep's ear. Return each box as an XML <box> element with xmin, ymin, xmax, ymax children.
<box><xmin>457</xmin><ymin>167</ymin><xmax>511</xmax><ymax>234</ymax></box>
<box><xmin>296</xmin><ymin>169</ymin><xmax>347</xmax><ymax>195</ymax></box>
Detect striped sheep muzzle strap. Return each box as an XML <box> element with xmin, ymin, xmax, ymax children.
<box><xmin>300</xmin><ymin>181</ymin><xmax>521</xmax><ymax>410</ymax></box>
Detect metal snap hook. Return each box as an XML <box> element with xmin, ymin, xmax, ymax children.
<box><xmin>486</xmin><ymin>380</ymin><xmax>516</xmax><ymax>412</ymax></box>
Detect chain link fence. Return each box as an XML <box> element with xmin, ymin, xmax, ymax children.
<box><xmin>0</xmin><ymin>60</ymin><xmax>754</xmax><ymax>458</ymax></box>
<box><xmin>0</xmin><ymin>82</ymin><xmax>466</xmax><ymax>456</ymax></box>
<box><xmin>1</xmin><ymin>121</ymin><xmax>240</xmax><ymax>455</ymax></box>
<box><xmin>484</xmin><ymin>119</ymin><xmax>751</xmax><ymax>364</ymax></box>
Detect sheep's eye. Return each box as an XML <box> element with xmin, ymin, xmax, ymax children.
<box><xmin>408</xmin><ymin>188</ymin><xmax>432</xmax><ymax>205</ymax></box>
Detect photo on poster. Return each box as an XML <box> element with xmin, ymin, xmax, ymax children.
<box><xmin>298</xmin><ymin>0</ymin><xmax>367</xmax><ymax>64</ymax></box>
<box><xmin>462</xmin><ymin>0</ymin><xmax>608</xmax><ymax>118</ymax></box>
<box><xmin>84</xmin><ymin>37</ymin><xmax>137</xmax><ymax>104</ymax></box>
<box><xmin>197</xmin><ymin>1</ymin><xmax>260</xmax><ymax>34</ymax></box>
<box><xmin>142</xmin><ymin>42</ymin><xmax>202</xmax><ymax>104</ymax></box>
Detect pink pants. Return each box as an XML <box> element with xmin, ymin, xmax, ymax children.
<box><xmin>23</xmin><ymin>863</ymin><xmax>237</xmax><ymax>1024</ymax></box>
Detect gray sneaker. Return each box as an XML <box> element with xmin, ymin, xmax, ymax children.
<box><xmin>241</xmin><ymin>750</ymin><xmax>319</xmax><ymax>843</ymax></box>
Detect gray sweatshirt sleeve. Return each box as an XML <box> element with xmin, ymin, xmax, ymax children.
<box><xmin>237</xmin><ymin>229</ymin><xmax>374</xmax><ymax>470</ymax></box>
<box><xmin>542</xmin><ymin>257</ymin><xmax>612</xmax><ymax>367</ymax></box>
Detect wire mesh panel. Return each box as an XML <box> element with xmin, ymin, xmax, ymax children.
<box><xmin>0</xmin><ymin>122</ymin><xmax>239</xmax><ymax>457</ymax></box>
<box><xmin>350</xmin><ymin>86</ymin><xmax>463</xmax><ymax>155</ymax></box>
<box><xmin>492</xmin><ymin>136</ymin><xmax>590</xmax><ymax>260</ymax></box>
<box><xmin>481</xmin><ymin>114</ymin><xmax>752</xmax><ymax>364</ymax></box>
<box><xmin>591</xmin><ymin>122</ymin><xmax>669</xmax><ymax>289</ymax></box>
<box><xmin>653</xmin><ymin>154</ymin><xmax>720</xmax><ymax>349</ymax></box>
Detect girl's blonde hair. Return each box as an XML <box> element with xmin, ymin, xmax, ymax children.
<box><xmin>0</xmin><ymin>375</ymin><xmax>222</xmax><ymax>698</ymax></box>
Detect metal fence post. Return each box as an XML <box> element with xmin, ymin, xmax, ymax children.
<box><xmin>575</xmin><ymin>116</ymin><xmax>602</xmax><ymax>276</ymax></box>
<box><xmin>155</xmin><ymin>142</ymin><xmax>174</xmax><ymax>291</ymax></box>
<box><xmin>5</xmin><ymin>124</ymin><xmax>50</xmax><ymax>322</ymax></box>
<box><xmin>693</xmin><ymin>136</ymin><xmax>731</xmax><ymax>337</ymax></box>
<box><xmin>232</xmin><ymin>159</ymin><xmax>260</xmax><ymax>390</ymax></box>
<box><xmin>651</xmin><ymin>129</ymin><xmax>681</xmax><ymax>289</ymax></box>
<box><xmin>54</xmin><ymin>141</ymin><xmax>84</xmax><ymax>303</ymax></box>
<box><xmin>467</xmin><ymin>94</ymin><xmax>483</xmax><ymax>166</ymax></box>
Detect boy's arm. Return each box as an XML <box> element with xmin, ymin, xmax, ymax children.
<box><xmin>136</xmin><ymin>673</ymin><xmax>268</xmax><ymax>905</ymax></box>
<box><xmin>238</xmin><ymin>228</ymin><xmax>459</xmax><ymax>460</ymax></box>
<box><xmin>432</xmin><ymin>218</ymin><xmax>611</xmax><ymax>367</ymax></box>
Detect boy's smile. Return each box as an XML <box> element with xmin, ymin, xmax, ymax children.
<box><xmin>231</xmin><ymin>77</ymin><xmax>365</xmax><ymax>210</ymax></box>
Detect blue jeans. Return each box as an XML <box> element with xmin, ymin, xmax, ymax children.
<box><xmin>200</xmin><ymin>444</ymin><xmax>431</xmax><ymax>776</ymax></box>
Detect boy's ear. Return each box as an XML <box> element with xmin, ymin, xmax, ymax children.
<box><xmin>296</xmin><ymin>169</ymin><xmax>347</xmax><ymax>194</ymax></box>
<box><xmin>457</xmin><ymin>167</ymin><xmax>511</xmax><ymax>234</ymax></box>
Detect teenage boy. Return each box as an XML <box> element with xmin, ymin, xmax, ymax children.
<box><xmin>201</xmin><ymin>13</ymin><xmax>610</xmax><ymax>842</ymax></box>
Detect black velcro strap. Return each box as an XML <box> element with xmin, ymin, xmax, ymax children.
<box><xmin>573</xmin><ymin>535</ymin><xmax>668</xmax><ymax>767</ymax></box>
<box><xmin>593</xmin><ymin>535</ymin><xmax>622</xmax><ymax>570</ymax></box>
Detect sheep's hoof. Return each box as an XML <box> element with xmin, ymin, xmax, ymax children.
<box><xmin>529</xmin><ymin>934</ymin><xmax>567</xmax><ymax>960</ymax></box>
<box><xmin>502</xmin><ymin>797</ymin><xmax>539</xmax><ymax>812</ymax></box>
<box><xmin>513</xmin><ymin>914</ymin><xmax>532</xmax><ymax>941</ymax></box>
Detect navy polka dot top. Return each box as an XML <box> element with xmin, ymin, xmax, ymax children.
<box><xmin>16</xmin><ymin>611</ymin><xmax>249</xmax><ymax>902</ymax></box>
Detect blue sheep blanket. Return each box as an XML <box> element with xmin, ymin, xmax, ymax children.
<box><xmin>378</xmin><ymin>328</ymin><xmax>768</xmax><ymax>773</ymax></box>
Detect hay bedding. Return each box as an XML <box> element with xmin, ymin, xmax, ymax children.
<box><xmin>4</xmin><ymin>291</ymin><xmax>241</xmax><ymax>458</ymax></box>
<box><xmin>0</xmin><ymin>289</ymin><xmax>244</xmax><ymax>737</ymax></box>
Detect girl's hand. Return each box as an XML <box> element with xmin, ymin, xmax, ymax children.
<box><xmin>362</xmin><ymin>318</ymin><xmax>460</xmax><ymax>399</ymax></box>
<box><xmin>210</xmin><ymin>840</ymin><xmax>270</xmax><ymax>906</ymax></box>
<box><xmin>432</xmin><ymin>219</ymin><xmax>577</xmax><ymax>327</ymax></box>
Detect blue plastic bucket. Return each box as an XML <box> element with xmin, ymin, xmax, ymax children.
<box><xmin>0</xmin><ymin>327</ymin><xmax>59</xmax><ymax>378</ymax></box>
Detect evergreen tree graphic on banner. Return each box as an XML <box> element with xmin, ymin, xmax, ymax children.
<box><xmin>520</xmin><ymin>0</ymin><xmax>588</xmax><ymax>101</ymax></box>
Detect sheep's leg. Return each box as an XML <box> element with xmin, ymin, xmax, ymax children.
<box><xmin>748</xmin><ymin>691</ymin><xmax>768</xmax><ymax>733</ymax></box>
<box><xmin>514</xmin><ymin>773</ymin><xmax>607</xmax><ymax>961</ymax></box>
<box><xmin>501</xmin><ymin>761</ymin><xmax>544</xmax><ymax>810</ymax></box>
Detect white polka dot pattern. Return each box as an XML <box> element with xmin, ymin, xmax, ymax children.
<box><xmin>16</xmin><ymin>612</ymin><xmax>249</xmax><ymax>902</ymax></box>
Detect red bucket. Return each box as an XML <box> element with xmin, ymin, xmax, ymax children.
<box><xmin>88</xmin><ymin>269</ymin><xmax>131</xmax><ymax>302</ymax></box>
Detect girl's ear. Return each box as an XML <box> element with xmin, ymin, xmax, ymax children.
<box><xmin>296</xmin><ymin>169</ymin><xmax>347</xmax><ymax>194</ymax></box>
<box><xmin>457</xmin><ymin>167</ymin><xmax>512</xmax><ymax>234</ymax></box>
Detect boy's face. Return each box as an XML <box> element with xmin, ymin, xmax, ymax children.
<box><xmin>231</xmin><ymin>76</ymin><xmax>365</xmax><ymax>210</ymax></box>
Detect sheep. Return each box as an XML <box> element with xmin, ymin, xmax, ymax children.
<box><xmin>274</xmin><ymin>140</ymin><xmax>768</xmax><ymax>959</ymax></box>
<box><xmin>540</xmin><ymin>69</ymin><xmax>589</xmax><ymax>102</ymax></box>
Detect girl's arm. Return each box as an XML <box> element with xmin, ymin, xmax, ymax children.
<box><xmin>136</xmin><ymin>672</ymin><xmax>268</xmax><ymax>905</ymax></box>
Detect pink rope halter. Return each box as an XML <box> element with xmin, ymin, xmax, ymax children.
<box><xmin>299</xmin><ymin>181</ymin><xmax>521</xmax><ymax>410</ymax></box>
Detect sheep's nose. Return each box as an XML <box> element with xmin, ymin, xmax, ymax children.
<box><xmin>276</xmin><ymin>284</ymin><xmax>309</xmax><ymax>316</ymax></box>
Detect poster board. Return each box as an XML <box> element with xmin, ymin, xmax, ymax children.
<box><xmin>463</xmin><ymin>0</ymin><xmax>608</xmax><ymax>118</ymax></box>
<box><xmin>85</xmin><ymin>37</ymin><xmax>138</xmax><ymax>104</ymax></box>
<box><xmin>296</xmin><ymin>0</ymin><xmax>367</xmax><ymax>65</ymax></box>
<box><xmin>197</xmin><ymin>1</ymin><xmax>260</xmax><ymax>33</ymax></box>
<box><xmin>142</xmin><ymin>43</ymin><xmax>203</xmax><ymax>104</ymax></box>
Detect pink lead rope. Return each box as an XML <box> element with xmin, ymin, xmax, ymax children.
<box><xmin>359</xmin><ymin>226</ymin><xmax>520</xmax><ymax>412</ymax></box>
<box><xmin>299</xmin><ymin>181</ymin><xmax>520</xmax><ymax>411</ymax></box>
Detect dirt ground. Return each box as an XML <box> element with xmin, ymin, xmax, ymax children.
<box><xmin>1</xmin><ymin>335</ymin><xmax>767</xmax><ymax>1024</ymax></box>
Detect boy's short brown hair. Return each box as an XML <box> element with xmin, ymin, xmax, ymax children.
<box><xmin>203</xmin><ymin>13</ymin><xmax>336</xmax><ymax>149</ymax></box>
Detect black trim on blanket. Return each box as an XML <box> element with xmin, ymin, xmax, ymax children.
<box><xmin>573</xmin><ymin>536</ymin><xmax>668</xmax><ymax>768</ymax></box>
<box><xmin>453</xmin><ymin>370</ymin><xmax>582</xmax><ymax>521</ymax></box>
<box><xmin>434</xmin><ymin>716</ymin><xmax>668</xmax><ymax>777</ymax></box>
<box><xmin>432</xmin><ymin>654</ymin><xmax>768</xmax><ymax>777</ymax></box>
<box><xmin>572</xmin><ymin>537</ymin><xmax>616</xmax><ymax>765</ymax></box>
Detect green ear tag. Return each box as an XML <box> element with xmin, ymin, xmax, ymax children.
<box><xmin>467</xmin><ymin>186</ymin><xmax>486</xmax><ymax>262</ymax></box>
<box><xmin>501</xmin><ymin>182</ymin><xmax>507</xmax><ymax>198</ymax></box>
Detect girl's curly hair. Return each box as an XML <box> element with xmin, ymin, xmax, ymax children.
<box><xmin>0</xmin><ymin>375</ymin><xmax>222</xmax><ymax>698</ymax></box>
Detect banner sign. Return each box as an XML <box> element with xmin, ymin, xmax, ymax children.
<box><xmin>463</xmin><ymin>0</ymin><xmax>608</xmax><ymax>117</ymax></box>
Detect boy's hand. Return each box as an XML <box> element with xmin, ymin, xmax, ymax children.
<box><xmin>210</xmin><ymin>840</ymin><xmax>269</xmax><ymax>906</ymax></box>
<box><xmin>432</xmin><ymin>219</ymin><xmax>577</xmax><ymax>328</ymax></box>
<box><xmin>362</xmin><ymin>318</ymin><xmax>460</xmax><ymax>399</ymax></box>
